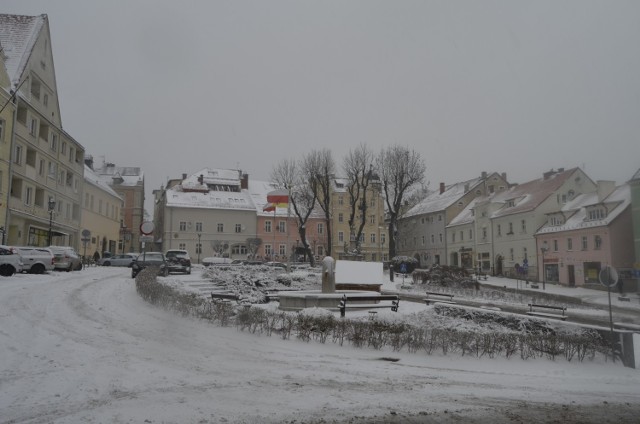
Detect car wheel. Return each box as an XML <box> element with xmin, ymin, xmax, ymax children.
<box><xmin>66</xmin><ymin>264</ymin><xmax>72</xmax><ymax>272</ymax></box>
<box><xmin>103</xmin><ymin>261</ymin><xmax>111</xmax><ymax>266</ymax></box>
<box><xmin>0</xmin><ymin>264</ymin><xmax>16</xmax><ymax>277</ymax></box>
<box><xmin>30</xmin><ymin>264</ymin><xmax>45</xmax><ymax>275</ymax></box>
<box><xmin>131</xmin><ymin>271</ymin><xmax>137</xmax><ymax>278</ymax></box>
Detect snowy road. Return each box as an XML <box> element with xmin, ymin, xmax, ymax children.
<box><xmin>1</xmin><ymin>267</ymin><xmax>639</xmax><ymax>424</ymax></box>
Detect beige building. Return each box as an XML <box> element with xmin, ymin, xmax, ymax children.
<box><xmin>330</xmin><ymin>176</ymin><xmax>388</xmax><ymax>262</ymax></box>
<box><xmin>0</xmin><ymin>50</ymin><xmax>15</xmax><ymax>244</ymax></box>
<box><xmin>89</xmin><ymin>157</ymin><xmax>145</xmax><ymax>253</ymax></box>
<box><xmin>0</xmin><ymin>14</ymin><xmax>85</xmax><ymax>248</ymax></box>
<box><xmin>80</xmin><ymin>164</ymin><xmax>123</xmax><ymax>258</ymax></box>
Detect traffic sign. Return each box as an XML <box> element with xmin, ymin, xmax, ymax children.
<box><xmin>140</xmin><ymin>221</ymin><xmax>154</xmax><ymax>235</ymax></box>
<box><xmin>82</xmin><ymin>229</ymin><xmax>91</xmax><ymax>238</ymax></box>
<box><xmin>139</xmin><ymin>235</ymin><xmax>154</xmax><ymax>243</ymax></box>
<box><xmin>599</xmin><ymin>266</ymin><xmax>619</xmax><ymax>288</ymax></box>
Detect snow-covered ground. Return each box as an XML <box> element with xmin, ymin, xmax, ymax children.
<box><xmin>1</xmin><ymin>266</ymin><xmax>639</xmax><ymax>423</ymax></box>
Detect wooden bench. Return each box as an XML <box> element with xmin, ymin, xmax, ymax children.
<box><xmin>211</xmin><ymin>292</ymin><xmax>240</xmax><ymax>303</ymax></box>
<box><xmin>424</xmin><ymin>292</ymin><xmax>456</xmax><ymax>305</ymax></box>
<box><xmin>338</xmin><ymin>294</ymin><xmax>400</xmax><ymax>317</ymax></box>
<box><xmin>527</xmin><ymin>303</ymin><xmax>567</xmax><ymax>320</ymax></box>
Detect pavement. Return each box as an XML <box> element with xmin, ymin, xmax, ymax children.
<box><xmin>381</xmin><ymin>272</ymin><xmax>640</xmax><ymax>328</ymax></box>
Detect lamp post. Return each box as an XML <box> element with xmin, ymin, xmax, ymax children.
<box><xmin>197</xmin><ymin>233</ymin><xmax>202</xmax><ymax>264</ymax></box>
<box><xmin>540</xmin><ymin>240</ymin><xmax>548</xmax><ymax>291</ymax></box>
<box><xmin>47</xmin><ymin>199</ymin><xmax>56</xmax><ymax>246</ymax></box>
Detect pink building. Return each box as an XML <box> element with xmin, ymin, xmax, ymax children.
<box><xmin>536</xmin><ymin>183</ymin><xmax>634</xmax><ymax>291</ymax></box>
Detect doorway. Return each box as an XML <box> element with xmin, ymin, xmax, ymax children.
<box><xmin>568</xmin><ymin>265</ymin><xmax>575</xmax><ymax>287</ymax></box>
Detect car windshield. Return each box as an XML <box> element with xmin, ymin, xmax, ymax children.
<box><xmin>138</xmin><ymin>253</ymin><xmax>164</xmax><ymax>262</ymax></box>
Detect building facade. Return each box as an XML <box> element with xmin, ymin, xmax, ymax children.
<box><xmin>0</xmin><ymin>14</ymin><xmax>85</xmax><ymax>248</ymax></box>
<box><xmin>80</xmin><ymin>164</ymin><xmax>123</xmax><ymax>258</ymax></box>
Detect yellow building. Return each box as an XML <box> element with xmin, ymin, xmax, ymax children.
<box><xmin>80</xmin><ymin>164</ymin><xmax>123</xmax><ymax>259</ymax></box>
<box><xmin>0</xmin><ymin>14</ymin><xmax>85</xmax><ymax>248</ymax></box>
<box><xmin>330</xmin><ymin>176</ymin><xmax>388</xmax><ymax>262</ymax></box>
<box><xmin>0</xmin><ymin>50</ymin><xmax>14</xmax><ymax>244</ymax></box>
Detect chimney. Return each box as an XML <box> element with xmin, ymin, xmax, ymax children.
<box><xmin>481</xmin><ymin>171</ymin><xmax>487</xmax><ymax>179</ymax></box>
<box><xmin>182</xmin><ymin>173</ymin><xmax>187</xmax><ymax>180</ymax></box>
<box><xmin>543</xmin><ymin>169</ymin><xmax>555</xmax><ymax>180</ymax></box>
<box><xmin>439</xmin><ymin>182</ymin><xmax>445</xmax><ymax>194</ymax></box>
<box><xmin>464</xmin><ymin>183</ymin><xmax>470</xmax><ymax>193</ymax></box>
<box><xmin>84</xmin><ymin>155</ymin><xmax>94</xmax><ymax>170</ymax></box>
<box><xmin>198</xmin><ymin>174</ymin><xmax>204</xmax><ymax>185</ymax></box>
<box><xmin>501</xmin><ymin>172</ymin><xmax>507</xmax><ymax>181</ymax></box>
<box><xmin>241</xmin><ymin>173</ymin><xmax>249</xmax><ymax>190</ymax></box>
<box><xmin>596</xmin><ymin>180</ymin><xmax>615</xmax><ymax>201</ymax></box>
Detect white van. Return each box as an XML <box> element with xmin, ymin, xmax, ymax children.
<box><xmin>9</xmin><ymin>246</ymin><xmax>54</xmax><ymax>274</ymax></box>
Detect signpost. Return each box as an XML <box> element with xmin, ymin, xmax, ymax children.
<box><xmin>81</xmin><ymin>229</ymin><xmax>91</xmax><ymax>264</ymax></box>
<box><xmin>139</xmin><ymin>222</ymin><xmax>154</xmax><ymax>253</ymax></box>
<box><xmin>599</xmin><ymin>265</ymin><xmax>619</xmax><ymax>362</ymax></box>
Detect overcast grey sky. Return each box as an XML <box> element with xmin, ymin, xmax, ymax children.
<box><xmin>3</xmin><ymin>1</ymin><xmax>639</xmax><ymax>212</ymax></box>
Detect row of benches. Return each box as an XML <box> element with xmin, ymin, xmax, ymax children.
<box><xmin>213</xmin><ymin>291</ymin><xmax>570</xmax><ymax>321</ymax></box>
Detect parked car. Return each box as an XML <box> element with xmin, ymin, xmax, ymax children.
<box><xmin>165</xmin><ymin>249</ymin><xmax>192</xmax><ymax>274</ymax></box>
<box><xmin>0</xmin><ymin>245</ymin><xmax>24</xmax><ymax>276</ymax></box>
<box><xmin>9</xmin><ymin>246</ymin><xmax>54</xmax><ymax>274</ymax></box>
<box><xmin>98</xmin><ymin>253</ymin><xmax>138</xmax><ymax>267</ymax></box>
<box><xmin>49</xmin><ymin>246</ymin><xmax>83</xmax><ymax>271</ymax></box>
<box><xmin>131</xmin><ymin>252</ymin><xmax>168</xmax><ymax>278</ymax></box>
<box><xmin>202</xmin><ymin>257</ymin><xmax>233</xmax><ymax>266</ymax></box>
<box><xmin>264</xmin><ymin>261</ymin><xmax>287</xmax><ymax>269</ymax></box>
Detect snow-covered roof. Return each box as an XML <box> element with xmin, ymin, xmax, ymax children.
<box><xmin>94</xmin><ymin>164</ymin><xmax>144</xmax><ymax>187</ymax></box>
<box><xmin>404</xmin><ymin>176</ymin><xmax>484</xmax><ymax>218</ymax></box>
<box><xmin>248</xmin><ymin>180</ymin><xmax>290</xmax><ymax>217</ymax></box>
<box><xmin>447</xmin><ymin>196</ymin><xmax>485</xmax><ymax>227</ymax></box>
<box><xmin>630</xmin><ymin>168</ymin><xmax>640</xmax><ymax>181</ymax></box>
<box><xmin>83</xmin><ymin>165</ymin><xmax>122</xmax><ymax>200</ymax></box>
<box><xmin>0</xmin><ymin>14</ymin><xmax>46</xmax><ymax>87</ymax></box>
<box><xmin>490</xmin><ymin>168</ymin><xmax>580</xmax><ymax>219</ymax></box>
<box><xmin>537</xmin><ymin>184</ymin><xmax>630</xmax><ymax>234</ymax></box>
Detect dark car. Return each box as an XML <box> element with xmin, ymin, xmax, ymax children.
<box><xmin>165</xmin><ymin>249</ymin><xmax>192</xmax><ymax>274</ymax></box>
<box><xmin>131</xmin><ymin>252</ymin><xmax>168</xmax><ymax>278</ymax></box>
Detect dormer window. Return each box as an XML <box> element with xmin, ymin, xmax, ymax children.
<box><xmin>507</xmin><ymin>199</ymin><xmax>515</xmax><ymax>207</ymax></box>
<box><xmin>587</xmin><ymin>208</ymin><xmax>605</xmax><ymax>221</ymax></box>
<box><xmin>549</xmin><ymin>215</ymin><xmax>564</xmax><ymax>226</ymax></box>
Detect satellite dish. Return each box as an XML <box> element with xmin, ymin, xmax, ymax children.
<box><xmin>599</xmin><ymin>266</ymin><xmax>619</xmax><ymax>288</ymax></box>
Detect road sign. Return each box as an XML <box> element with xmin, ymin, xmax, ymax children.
<box><xmin>140</xmin><ymin>221</ymin><xmax>154</xmax><ymax>235</ymax></box>
<box><xmin>82</xmin><ymin>229</ymin><xmax>91</xmax><ymax>238</ymax></box>
<box><xmin>400</xmin><ymin>263</ymin><xmax>407</xmax><ymax>274</ymax></box>
<box><xmin>523</xmin><ymin>258</ymin><xmax>528</xmax><ymax>266</ymax></box>
<box><xmin>599</xmin><ymin>266</ymin><xmax>619</xmax><ymax>288</ymax></box>
<box><xmin>139</xmin><ymin>235</ymin><xmax>154</xmax><ymax>243</ymax></box>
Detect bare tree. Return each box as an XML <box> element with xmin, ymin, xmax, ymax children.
<box><xmin>210</xmin><ymin>240</ymin><xmax>229</xmax><ymax>257</ymax></box>
<box><xmin>377</xmin><ymin>145</ymin><xmax>426</xmax><ymax>259</ymax></box>
<box><xmin>302</xmin><ymin>149</ymin><xmax>335</xmax><ymax>256</ymax></box>
<box><xmin>343</xmin><ymin>143</ymin><xmax>376</xmax><ymax>254</ymax></box>
<box><xmin>245</xmin><ymin>237</ymin><xmax>262</xmax><ymax>260</ymax></box>
<box><xmin>271</xmin><ymin>158</ymin><xmax>318</xmax><ymax>267</ymax></box>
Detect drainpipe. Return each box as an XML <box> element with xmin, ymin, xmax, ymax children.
<box><xmin>4</xmin><ymin>94</ymin><xmax>18</xmax><ymax>244</ymax></box>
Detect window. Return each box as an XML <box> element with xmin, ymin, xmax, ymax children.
<box><xmin>338</xmin><ymin>231</ymin><xmax>344</xmax><ymax>242</ymax></box>
<box><xmin>264</xmin><ymin>244</ymin><xmax>272</xmax><ymax>256</ymax></box>
<box><xmin>277</xmin><ymin>221</ymin><xmax>285</xmax><ymax>233</ymax></box>
<box><xmin>338</xmin><ymin>196</ymin><xmax>344</xmax><ymax>205</ymax></box>
<box><xmin>0</xmin><ymin>118</ymin><xmax>4</xmax><ymax>142</ymax></box>
<box><xmin>30</xmin><ymin>118</ymin><xmax>38</xmax><ymax>136</ymax></box>
<box><xmin>179</xmin><ymin>221</ymin><xmax>186</xmax><ymax>231</ymax></box>
<box><xmin>179</xmin><ymin>243</ymin><xmax>186</xmax><ymax>250</ymax></box>
<box><xmin>370</xmin><ymin>198</ymin><xmax>375</xmax><ymax>207</ymax></box>
<box><xmin>521</xmin><ymin>220</ymin><xmax>526</xmax><ymax>233</ymax></box>
<box><xmin>195</xmin><ymin>243</ymin><xmax>202</xmax><ymax>254</ymax></box>
<box><xmin>482</xmin><ymin>227</ymin><xmax>487</xmax><ymax>239</ymax></box>
<box><xmin>421</xmin><ymin>235</ymin><xmax>425</xmax><ymax>246</ymax></box>
<box><xmin>195</xmin><ymin>222</ymin><xmax>202</xmax><ymax>232</ymax></box>
<box><xmin>431</xmin><ymin>234</ymin><xmax>435</xmax><ymax>244</ymax></box>
<box><xmin>380</xmin><ymin>233</ymin><xmax>385</xmax><ymax>245</ymax></box>
<box><xmin>43</xmin><ymin>93</ymin><xmax>48</xmax><ymax>106</ymax></box>
<box><xmin>232</xmin><ymin>245</ymin><xmax>248</xmax><ymax>255</ymax></box>
<box><xmin>371</xmin><ymin>233</ymin><xmax>376</xmax><ymax>244</ymax></box>
<box><xmin>217</xmin><ymin>223</ymin><xmax>224</xmax><ymax>233</ymax></box>
<box><xmin>567</xmin><ymin>238</ymin><xmax>573</xmax><ymax>251</ymax></box>
<box><xmin>523</xmin><ymin>247</ymin><xmax>528</xmax><ymax>261</ymax></box>
<box><xmin>582</xmin><ymin>236</ymin><xmax>588</xmax><ymax>250</ymax></box>
<box><xmin>460</xmin><ymin>231</ymin><xmax>464</xmax><ymax>241</ymax></box>
<box><xmin>317</xmin><ymin>223</ymin><xmax>324</xmax><ymax>234</ymax></box>
<box><xmin>509</xmin><ymin>248</ymin><xmax>514</xmax><ymax>261</ymax></box>
<box><xmin>369</xmin><ymin>215</ymin><xmax>376</xmax><ymax>224</ymax></box>
<box><xmin>587</xmin><ymin>208</ymin><xmax>605</xmax><ymax>221</ymax></box>
<box><xmin>553</xmin><ymin>240</ymin><xmax>558</xmax><ymax>251</ymax></box>
<box><xmin>235</xmin><ymin>224</ymin><xmax>242</xmax><ymax>233</ymax></box>
<box><xmin>279</xmin><ymin>244</ymin><xmax>286</xmax><ymax>255</ymax></box>
<box><xmin>497</xmin><ymin>224</ymin><xmax>501</xmax><ymax>236</ymax></box>
<box><xmin>469</xmin><ymin>229</ymin><xmax>473</xmax><ymax>240</ymax></box>
<box><xmin>508</xmin><ymin>223</ymin><xmax>513</xmax><ymax>234</ymax></box>
<box><xmin>439</xmin><ymin>233</ymin><xmax>443</xmax><ymax>242</ymax></box>
<box><xmin>265</xmin><ymin>221</ymin><xmax>271</xmax><ymax>233</ymax></box>
<box><xmin>452</xmin><ymin>233</ymin><xmax>456</xmax><ymax>243</ymax></box>
<box><xmin>48</xmin><ymin>161</ymin><xmax>56</xmax><ymax>177</ymax></box>
<box><xmin>61</xmin><ymin>142</ymin><xmax>67</xmax><ymax>155</ymax></box>
<box><xmin>13</xmin><ymin>145</ymin><xmax>23</xmax><ymax>165</ymax></box>
<box><xmin>25</xmin><ymin>186</ymin><xmax>33</xmax><ymax>205</ymax></box>
<box><xmin>594</xmin><ymin>235</ymin><xmax>602</xmax><ymax>250</ymax></box>
<box><xmin>438</xmin><ymin>214</ymin><xmax>442</xmax><ymax>221</ymax></box>
<box><xmin>338</xmin><ymin>213</ymin><xmax>343</xmax><ymax>223</ymax></box>
<box><xmin>39</xmin><ymin>159</ymin><xmax>45</xmax><ymax>176</ymax></box>
<box><xmin>50</xmin><ymin>133</ymin><xmax>57</xmax><ymax>151</ymax></box>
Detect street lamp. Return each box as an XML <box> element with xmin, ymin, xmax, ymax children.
<box><xmin>47</xmin><ymin>199</ymin><xmax>56</xmax><ymax>246</ymax></box>
<box><xmin>540</xmin><ymin>240</ymin><xmax>548</xmax><ymax>291</ymax></box>
<box><xmin>197</xmin><ymin>233</ymin><xmax>202</xmax><ymax>264</ymax></box>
